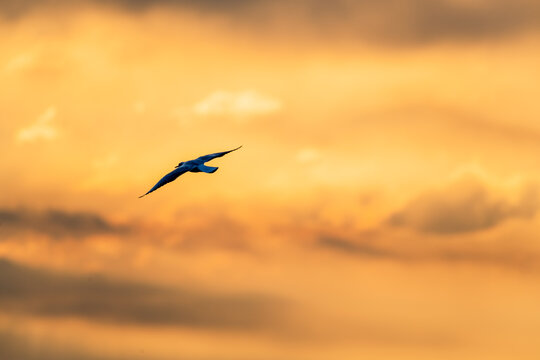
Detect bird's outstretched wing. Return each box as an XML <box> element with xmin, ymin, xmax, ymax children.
<box><xmin>194</xmin><ymin>146</ymin><xmax>242</xmax><ymax>163</ymax></box>
<box><xmin>196</xmin><ymin>164</ymin><xmax>218</xmax><ymax>173</ymax></box>
<box><xmin>139</xmin><ymin>166</ymin><xmax>190</xmax><ymax>198</ymax></box>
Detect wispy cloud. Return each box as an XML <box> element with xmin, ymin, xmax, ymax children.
<box><xmin>316</xmin><ymin>233</ymin><xmax>540</xmax><ymax>271</ymax></box>
<box><xmin>16</xmin><ymin>106</ymin><xmax>59</xmax><ymax>143</ymax></box>
<box><xmin>296</xmin><ymin>148</ymin><xmax>320</xmax><ymax>164</ymax></box>
<box><xmin>317</xmin><ymin>236</ymin><xmax>396</xmax><ymax>258</ymax></box>
<box><xmin>193</xmin><ymin>90</ymin><xmax>281</xmax><ymax>118</ymax></box>
<box><xmin>4</xmin><ymin>53</ymin><xmax>34</xmax><ymax>74</ymax></box>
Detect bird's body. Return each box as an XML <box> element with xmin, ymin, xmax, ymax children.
<box><xmin>139</xmin><ymin>146</ymin><xmax>241</xmax><ymax>198</ymax></box>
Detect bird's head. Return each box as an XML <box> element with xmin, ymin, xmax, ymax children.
<box><xmin>175</xmin><ymin>161</ymin><xmax>185</xmax><ymax>168</ymax></box>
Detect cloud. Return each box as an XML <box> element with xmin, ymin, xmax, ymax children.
<box><xmin>337</xmin><ymin>0</ymin><xmax>540</xmax><ymax>45</ymax></box>
<box><xmin>0</xmin><ymin>206</ymin><xmax>252</xmax><ymax>251</ymax></box>
<box><xmin>296</xmin><ymin>148</ymin><xmax>320</xmax><ymax>164</ymax></box>
<box><xmin>0</xmin><ymin>328</ymin><xmax>120</xmax><ymax>360</ymax></box>
<box><xmin>4</xmin><ymin>53</ymin><xmax>34</xmax><ymax>73</ymax></box>
<box><xmin>193</xmin><ymin>90</ymin><xmax>281</xmax><ymax>118</ymax></box>
<box><xmin>16</xmin><ymin>106</ymin><xmax>59</xmax><ymax>143</ymax></box>
<box><xmin>1</xmin><ymin>1</ymin><xmax>539</xmax><ymax>45</ymax></box>
<box><xmin>317</xmin><ymin>236</ymin><xmax>396</xmax><ymax>258</ymax></box>
<box><xmin>176</xmin><ymin>214</ymin><xmax>249</xmax><ymax>251</ymax></box>
<box><xmin>316</xmin><ymin>234</ymin><xmax>540</xmax><ymax>271</ymax></box>
<box><xmin>0</xmin><ymin>208</ymin><xmax>128</xmax><ymax>239</ymax></box>
<box><xmin>0</xmin><ymin>0</ymin><xmax>254</xmax><ymax>19</ymax></box>
<box><xmin>0</xmin><ymin>258</ymin><xmax>289</xmax><ymax>331</ymax></box>
<box><xmin>387</xmin><ymin>176</ymin><xmax>539</xmax><ymax>234</ymax></box>
<box><xmin>132</xmin><ymin>101</ymin><xmax>146</xmax><ymax>114</ymax></box>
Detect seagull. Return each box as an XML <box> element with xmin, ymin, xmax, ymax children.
<box><xmin>139</xmin><ymin>146</ymin><xmax>242</xmax><ymax>198</ymax></box>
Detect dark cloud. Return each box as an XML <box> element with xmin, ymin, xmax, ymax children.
<box><xmin>387</xmin><ymin>177</ymin><xmax>538</xmax><ymax>234</ymax></box>
<box><xmin>0</xmin><ymin>206</ymin><xmax>252</xmax><ymax>252</ymax></box>
<box><xmin>0</xmin><ymin>0</ymin><xmax>257</xmax><ymax>19</ymax></box>
<box><xmin>0</xmin><ymin>0</ymin><xmax>539</xmax><ymax>45</ymax></box>
<box><xmin>0</xmin><ymin>328</ymin><xmax>117</xmax><ymax>360</ymax></box>
<box><xmin>0</xmin><ymin>208</ymin><xmax>128</xmax><ymax>239</ymax></box>
<box><xmin>434</xmin><ymin>249</ymin><xmax>538</xmax><ymax>270</ymax></box>
<box><xmin>355</xmin><ymin>0</ymin><xmax>540</xmax><ymax>44</ymax></box>
<box><xmin>0</xmin><ymin>258</ymin><xmax>289</xmax><ymax>332</ymax></box>
<box><xmin>318</xmin><ymin>236</ymin><xmax>396</xmax><ymax>258</ymax></box>
<box><xmin>104</xmin><ymin>0</ymin><xmax>255</xmax><ymax>12</ymax></box>
<box><xmin>317</xmin><ymin>235</ymin><xmax>540</xmax><ymax>271</ymax></box>
<box><xmin>0</xmin><ymin>325</ymin><xmax>293</xmax><ymax>360</ymax></box>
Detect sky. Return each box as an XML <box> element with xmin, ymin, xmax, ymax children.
<box><xmin>1</xmin><ymin>0</ymin><xmax>540</xmax><ymax>359</ymax></box>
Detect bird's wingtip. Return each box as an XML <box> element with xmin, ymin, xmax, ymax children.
<box><xmin>138</xmin><ymin>194</ymin><xmax>146</xmax><ymax>198</ymax></box>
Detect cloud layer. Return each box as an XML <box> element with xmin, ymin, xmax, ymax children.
<box><xmin>0</xmin><ymin>208</ymin><xmax>127</xmax><ymax>238</ymax></box>
<box><xmin>0</xmin><ymin>328</ymin><xmax>120</xmax><ymax>360</ymax></box>
<box><xmin>317</xmin><ymin>236</ymin><xmax>396</xmax><ymax>258</ymax></box>
<box><xmin>388</xmin><ymin>176</ymin><xmax>538</xmax><ymax>234</ymax></box>
<box><xmin>1</xmin><ymin>0</ymin><xmax>539</xmax><ymax>45</ymax></box>
<box><xmin>0</xmin><ymin>258</ymin><xmax>288</xmax><ymax>331</ymax></box>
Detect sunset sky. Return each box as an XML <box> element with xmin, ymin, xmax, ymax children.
<box><xmin>1</xmin><ymin>1</ymin><xmax>540</xmax><ymax>359</ymax></box>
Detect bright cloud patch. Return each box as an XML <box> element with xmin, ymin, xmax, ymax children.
<box><xmin>193</xmin><ymin>90</ymin><xmax>282</xmax><ymax>117</ymax></box>
<box><xmin>17</xmin><ymin>106</ymin><xmax>59</xmax><ymax>143</ymax></box>
<box><xmin>4</xmin><ymin>53</ymin><xmax>34</xmax><ymax>73</ymax></box>
<box><xmin>296</xmin><ymin>148</ymin><xmax>320</xmax><ymax>163</ymax></box>
<box><xmin>133</xmin><ymin>101</ymin><xmax>146</xmax><ymax>114</ymax></box>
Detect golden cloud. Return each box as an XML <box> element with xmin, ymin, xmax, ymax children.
<box><xmin>16</xmin><ymin>106</ymin><xmax>59</xmax><ymax>143</ymax></box>
<box><xmin>192</xmin><ymin>90</ymin><xmax>282</xmax><ymax>118</ymax></box>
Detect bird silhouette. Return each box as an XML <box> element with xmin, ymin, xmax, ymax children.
<box><xmin>139</xmin><ymin>146</ymin><xmax>242</xmax><ymax>198</ymax></box>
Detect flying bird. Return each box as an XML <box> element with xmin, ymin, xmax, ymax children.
<box><xmin>139</xmin><ymin>146</ymin><xmax>242</xmax><ymax>198</ymax></box>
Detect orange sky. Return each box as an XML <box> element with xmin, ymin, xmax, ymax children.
<box><xmin>1</xmin><ymin>1</ymin><xmax>540</xmax><ymax>359</ymax></box>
